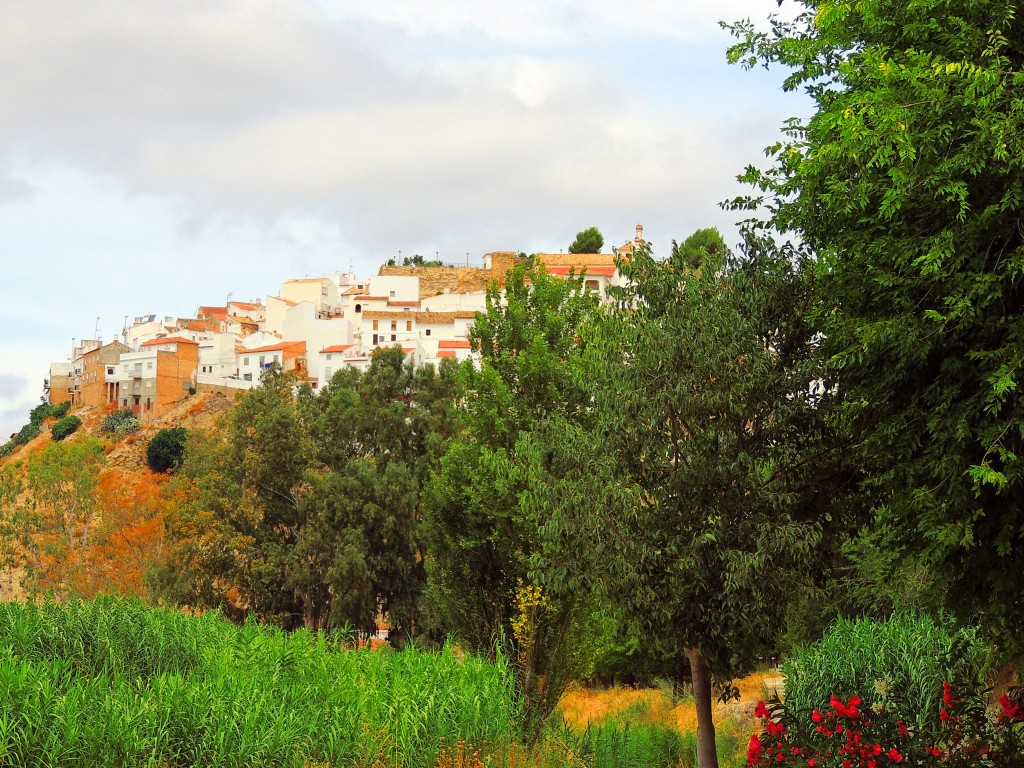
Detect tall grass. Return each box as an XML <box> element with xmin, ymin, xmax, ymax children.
<box><xmin>782</xmin><ymin>613</ymin><xmax>985</xmax><ymax>730</ymax></box>
<box><xmin>0</xmin><ymin>596</ymin><xmax>517</xmax><ymax>767</ymax></box>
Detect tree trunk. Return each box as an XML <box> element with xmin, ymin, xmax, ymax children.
<box><xmin>687</xmin><ymin>647</ymin><xmax>719</xmax><ymax>768</ymax></box>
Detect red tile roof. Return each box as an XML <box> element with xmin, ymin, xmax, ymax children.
<box><xmin>241</xmin><ymin>341</ymin><xmax>306</xmax><ymax>354</ymax></box>
<box><xmin>269</xmin><ymin>295</ymin><xmax>297</xmax><ymax>306</ymax></box>
<box><xmin>141</xmin><ymin>336</ymin><xmax>199</xmax><ymax>347</ymax></box>
<box><xmin>387</xmin><ymin>300</ymin><xmax>420</xmax><ymax>307</ymax></box>
<box><xmin>438</xmin><ymin>340</ymin><xmax>471</xmax><ymax>349</ymax></box>
<box><xmin>545</xmin><ymin>264</ymin><xmax>617</xmax><ymax>278</ymax></box>
<box><xmin>437</xmin><ymin>350</ymin><xmax>457</xmax><ymax>358</ymax></box>
<box><xmin>320</xmin><ymin>344</ymin><xmax>354</xmax><ymax>354</ymax></box>
<box><xmin>229</xmin><ymin>301</ymin><xmax>261</xmax><ymax>311</ymax></box>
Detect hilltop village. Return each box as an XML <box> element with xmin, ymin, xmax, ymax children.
<box><xmin>44</xmin><ymin>229</ymin><xmax>643</xmax><ymax>418</ymax></box>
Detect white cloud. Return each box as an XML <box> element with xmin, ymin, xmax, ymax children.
<box><xmin>0</xmin><ymin>0</ymin><xmax>806</xmax><ymax>405</ymax></box>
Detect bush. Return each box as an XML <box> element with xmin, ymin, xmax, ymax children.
<box><xmin>749</xmin><ymin>684</ymin><xmax>1024</xmax><ymax>767</ymax></box>
<box><xmin>49</xmin><ymin>415</ymin><xmax>81</xmax><ymax>442</ymax></box>
<box><xmin>29</xmin><ymin>401</ymin><xmax>71</xmax><ymax>426</ymax></box>
<box><xmin>782</xmin><ymin>614</ymin><xmax>984</xmax><ymax>728</ymax></box>
<box><xmin>101</xmin><ymin>409</ymin><xmax>140</xmax><ymax>436</ymax></box>
<box><xmin>146</xmin><ymin>427</ymin><xmax>188</xmax><ymax>473</ymax></box>
<box><xmin>744</xmin><ymin>615</ymin><xmax>1018</xmax><ymax>767</ymax></box>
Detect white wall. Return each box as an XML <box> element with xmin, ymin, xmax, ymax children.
<box><xmin>281</xmin><ymin>302</ymin><xmax>354</xmax><ymax>379</ymax></box>
<box><xmin>419</xmin><ymin>291</ymin><xmax>487</xmax><ymax>313</ymax></box>
<box><xmin>198</xmin><ymin>332</ymin><xmax>238</xmax><ymax>377</ymax></box>
<box><xmin>368</xmin><ymin>275</ymin><xmax>420</xmax><ymax>303</ymax></box>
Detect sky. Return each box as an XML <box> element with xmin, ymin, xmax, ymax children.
<box><xmin>0</xmin><ymin>0</ymin><xmax>809</xmax><ymax>440</ymax></box>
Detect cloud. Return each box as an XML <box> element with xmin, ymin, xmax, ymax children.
<box><xmin>319</xmin><ymin>0</ymin><xmax>793</xmax><ymax>45</ymax></box>
<box><xmin>0</xmin><ymin>374</ymin><xmax>29</xmax><ymax>400</ymax></box>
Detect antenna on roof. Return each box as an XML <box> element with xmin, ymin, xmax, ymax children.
<box><xmin>95</xmin><ymin>316</ymin><xmax>101</xmax><ymax>343</ymax></box>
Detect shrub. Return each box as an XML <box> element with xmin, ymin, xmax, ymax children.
<box><xmin>101</xmin><ymin>409</ymin><xmax>140</xmax><ymax>436</ymax></box>
<box><xmin>50</xmin><ymin>401</ymin><xmax>71</xmax><ymax>419</ymax></box>
<box><xmin>146</xmin><ymin>427</ymin><xmax>188</xmax><ymax>473</ymax></box>
<box><xmin>748</xmin><ymin>684</ymin><xmax>1024</xmax><ymax>767</ymax></box>
<box><xmin>49</xmin><ymin>415</ymin><xmax>81</xmax><ymax>442</ymax></box>
<box><xmin>782</xmin><ymin>614</ymin><xmax>984</xmax><ymax>729</ymax></box>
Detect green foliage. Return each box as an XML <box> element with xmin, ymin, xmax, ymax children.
<box><xmin>783</xmin><ymin>614</ymin><xmax>985</xmax><ymax>731</ymax></box>
<box><xmin>671</xmin><ymin>227</ymin><xmax>730</xmax><ymax>269</ymax></box>
<box><xmin>158</xmin><ymin>353</ymin><xmax>459</xmax><ymax>636</ymax></box>
<box><xmin>569</xmin><ymin>226</ymin><xmax>605</xmax><ymax>254</ymax></box>
<box><xmin>725</xmin><ymin>0</ymin><xmax>1024</xmax><ymax>650</ymax></box>
<box><xmin>100</xmin><ymin>409</ymin><xmax>140</xmax><ymax>436</ymax></box>
<box><xmin>422</xmin><ymin>262</ymin><xmax>607</xmax><ymax>741</ymax></box>
<box><xmin>146</xmin><ymin>427</ymin><xmax>188</xmax><ymax>473</ymax></box>
<box><xmin>1</xmin><ymin>402</ymin><xmax>73</xmax><ymax>457</ymax></box>
<box><xmin>30</xmin><ymin>400</ymin><xmax>71</xmax><ymax>426</ymax></box>
<box><xmin>49</xmin><ymin>415</ymin><xmax>82</xmax><ymax>442</ymax></box>
<box><xmin>580</xmin><ymin>245</ymin><xmax>834</xmax><ymax>679</ymax></box>
<box><xmin>555</xmin><ymin>719</ymin><xmax>687</xmax><ymax>768</ymax></box>
<box><xmin>0</xmin><ymin>596</ymin><xmax>518</xmax><ymax>768</ymax></box>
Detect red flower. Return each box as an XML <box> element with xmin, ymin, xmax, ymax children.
<box><xmin>807</xmin><ymin>761</ymin><xmax>816</xmax><ymax>767</ymax></box>
<box><xmin>887</xmin><ymin>748</ymin><xmax>902</xmax><ymax>762</ymax></box>
<box><xmin>939</xmin><ymin>709</ymin><xmax>950</xmax><ymax>722</ymax></box>
<box><xmin>942</xmin><ymin>681</ymin><xmax>955</xmax><ymax>708</ymax></box>
<box><xmin>747</xmin><ymin>733</ymin><xmax>763</xmax><ymax>765</ymax></box>
<box><xmin>754</xmin><ymin>701</ymin><xmax>771</xmax><ymax>719</ymax></box>
<box><xmin>999</xmin><ymin>693</ymin><xmax>1024</xmax><ymax>723</ymax></box>
<box><xmin>812</xmin><ymin>709</ymin><xmax>823</xmax><ymax>723</ymax></box>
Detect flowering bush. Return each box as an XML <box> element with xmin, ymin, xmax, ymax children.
<box><xmin>747</xmin><ymin>683</ymin><xmax>1024</xmax><ymax>767</ymax></box>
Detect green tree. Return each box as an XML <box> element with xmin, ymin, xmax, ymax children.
<box><xmin>18</xmin><ymin>439</ymin><xmax>107</xmax><ymax>594</ymax></box>
<box><xmin>422</xmin><ymin>263</ymin><xmax>607</xmax><ymax>741</ymax></box>
<box><xmin>726</xmin><ymin>0</ymin><xmax>1024</xmax><ymax>649</ymax></box>
<box><xmin>146</xmin><ymin>427</ymin><xmax>188</xmax><ymax>473</ymax></box>
<box><xmin>156</xmin><ymin>355</ymin><xmax>457</xmax><ymax>635</ymax></box>
<box><xmin>672</xmin><ymin>227</ymin><xmax>730</xmax><ymax>269</ymax></box>
<box><xmin>568</xmin><ymin>226</ymin><xmax>604</xmax><ymax>254</ymax></box>
<box><xmin>49</xmin><ymin>415</ymin><xmax>81</xmax><ymax>442</ymax></box>
<box><xmin>561</xmin><ymin>245</ymin><xmax>835</xmax><ymax>768</ymax></box>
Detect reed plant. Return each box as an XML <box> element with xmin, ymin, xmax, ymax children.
<box><xmin>781</xmin><ymin>613</ymin><xmax>985</xmax><ymax>731</ymax></box>
<box><xmin>0</xmin><ymin>596</ymin><xmax>518</xmax><ymax>767</ymax></box>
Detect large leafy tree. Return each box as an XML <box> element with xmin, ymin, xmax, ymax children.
<box><xmin>726</xmin><ymin>0</ymin><xmax>1024</xmax><ymax>647</ymax></box>
<box><xmin>156</xmin><ymin>353</ymin><xmax>458</xmax><ymax>634</ymax></box>
<box><xmin>558</xmin><ymin>244</ymin><xmax>835</xmax><ymax>768</ymax></box>
<box><xmin>422</xmin><ymin>263</ymin><xmax>606</xmax><ymax>741</ymax></box>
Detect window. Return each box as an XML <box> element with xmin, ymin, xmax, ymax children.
<box><xmin>372</xmin><ymin>334</ymin><xmax>378</xmax><ymax>345</ymax></box>
<box><xmin>325</xmin><ymin>354</ymin><xmax>332</xmax><ymax>361</ymax></box>
<box><xmin>324</xmin><ymin>367</ymin><xmax>332</xmax><ymax>379</ymax></box>
<box><xmin>372</xmin><ymin>319</ymin><xmax>378</xmax><ymax>330</ymax></box>
<box><xmin>390</xmin><ymin>320</ymin><xmax>397</xmax><ymax>331</ymax></box>
<box><xmin>243</xmin><ymin>357</ymin><xmax>250</xmax><ymax>366</ymax></box>
<box><xmin>425</xmin><ymin>329</ymin><xmax>431</xmax><ymax>336</ymax></box>
<box><xmin>585</xmin><ymin>279</ymin><xmax>600</xmax><ymax>292</ymax></box>
<box><xmin>355</xmin><ymin>304</ymin><xmax>362</xmax><ymax>313</ymax></box>
<box><xmin>273</xmin><ymin>354</ymin><xmax>280</xmax><ymax>363</ymax></box>
<box><xmin>145</xmin><ymin>399</ymin><xmax>152</xmax><ymax>411</ymax></box>
<box><xmin>390</xmin><ymin>334</ymin><xmax>396</xmax><ymax>342</ymax></box>
<box><xmin>389</xmin><ymin>290</ymin><xmax>395</xmax><ymax>298</ymax></box>
<box><xmin>147</xmin><ymin>361</ymin><xmax>154</xmax><ymax>370</ymax></box>
<box><xmin>406</xmin><ymin>321</ymin><xmax>412</xmax><ymax>331</ymax></box>
<box><xmin>122</xmin><ymin>399</ymin><xmax>128</xmax><ymax>407</ymax></box>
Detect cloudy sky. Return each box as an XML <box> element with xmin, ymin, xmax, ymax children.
<box><xmin>0</xmin><ymin>0</ymin><xmax>808</xmax><ymax>439</ymax></box>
